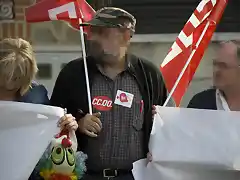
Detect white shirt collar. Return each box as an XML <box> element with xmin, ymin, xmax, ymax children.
<box><xmin>216</xmin><ymin>89</ymin><xmax>230</xmax><ymax>111</ymax></box>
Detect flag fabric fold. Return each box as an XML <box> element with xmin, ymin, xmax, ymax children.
<box><xmin>70</xmin><ymin>0</ymin><xmax>95</xmax><ymax>31</ymax></box>
<box><xmin>25</xmin><ymin>0</ymin><xmax>95</xmax><ymax>32</ymax></box>
<box><xmin>160</xmin><ymin>0</ymin><xmax>228</xmax><ymax>106</ymax></box>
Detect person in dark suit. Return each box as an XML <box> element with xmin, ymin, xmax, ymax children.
<box><xmin>188</xmin><ymin>40</ymin><xmax>240</xmax><ymax>111</ymax></box>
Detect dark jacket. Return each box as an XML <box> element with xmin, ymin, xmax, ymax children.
<box><xmin>187</xmin><ymin>88</ymin><xmax>217</xmax><ymax>110</ymax></box>
<box><xmin>19</xmin><ymin>81</ymin><xmax>50</xmax><ymax>105</ymax></box>
<box><xmin>50</xmin><ymin>55</ymin><xmax>168</xmax><ymax>155</ymax></box>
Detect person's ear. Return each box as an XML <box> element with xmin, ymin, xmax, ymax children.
<box><xmin>122</xmin><ymin>29</ymin><xmax>130</xmax><ymax>40</ymax></box>
<box><xmin>122</xmin><ymin>30</ymin><xmax>131</xmax><ymax>44</ymax></box>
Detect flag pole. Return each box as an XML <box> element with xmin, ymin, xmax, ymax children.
<box><xmin>78</xmin><ymin>18</ymin><xmax>93</xmax><ymax>115</ymax></box>
<box><xmin>163</xmin><ymin>21</ymin><xmax>211</xmax><ymax>107</ymax></box>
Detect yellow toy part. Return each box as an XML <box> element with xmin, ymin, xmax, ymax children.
<box><xmin>50</xmin><ymin>130</ymin><xmax>78</xmax><ymax>175</ymax></box>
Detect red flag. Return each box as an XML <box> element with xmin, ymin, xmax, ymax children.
<box><xmin>68</xmin><ymin>0</ymin><xmax>95</xmax><ymax>32</ymax></box>
<box><xmin>25</xmin><ymin>0</ymin><xmax>95</xmax><ymax>32</ymax></box>
<box><xmin>160</xmin><ymin>0</ymin><xmax>228</xmax><ymax>106</ymax></box>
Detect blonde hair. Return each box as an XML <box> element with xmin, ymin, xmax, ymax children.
<box><xmin>0</xmin><ymin>38</ymin><xmax>38</xmax><ymax>96</ymax></box>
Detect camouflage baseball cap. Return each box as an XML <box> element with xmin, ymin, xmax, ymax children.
<box><xmin>80</xmin><ymin>7</ymin><xmax>136</xmax><ymax>32</ymax></box>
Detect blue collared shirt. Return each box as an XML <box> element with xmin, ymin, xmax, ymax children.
<box><xmin>19</xmin><ymin>82</ymin><xmax>50</xmax><ymax>105</ymax></box>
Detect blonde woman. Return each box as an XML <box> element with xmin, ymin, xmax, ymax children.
<box><xmin>0</xmin><ymin>38</ymin><xmax>78</xmax><ymax>179</ymax></box>
<box><xmin>0</xmin><ymin>38</ymin><xmax>49</xmax><ymax>103</ymax></box>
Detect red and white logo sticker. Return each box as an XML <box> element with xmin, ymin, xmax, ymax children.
<box><xmin>114</xmin><ymin>90</ymin><xmax>134</xmax><ymax>108</ymax></box>
<box><xmin>92</xmin><ymin>96</ymin><xmax>113</xmax><ymax>111</ymax></box>
<box><xmin>118</xmin><ymin>93</ymin><xmax>128</xmax><ymax>103</ymax></box>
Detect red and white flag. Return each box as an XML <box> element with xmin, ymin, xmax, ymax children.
<box><xmin>70</xmin><ymin>0</ymin><xmax>95</xmax><ymax>32</ymax></box>
<box><xmin>25</xmin><ymin>0</ymin><xmax>95</xmax><ymax>32</ymax></box>
<box><xmin>160</xmin><ymin>0</ymin><xmax>228</xmax><ymax>106</ymax></box>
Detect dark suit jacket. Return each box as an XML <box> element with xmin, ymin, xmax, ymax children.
<box><xmin>187</xmin><ymin>89</ymin><xmax>217</xmax><ymax>110</ymax></box>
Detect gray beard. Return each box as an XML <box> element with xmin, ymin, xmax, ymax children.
<box><xmin>95</xmin><ymin>53</ymin><xmax>119</xmax><ymax>66</ymax></box>
<box><xmin>88</xmin><ymin>51</ymin><xmax>119</xmax><ymax>66</ymax></box>
<box><xmin>86</xmin><ymin>40</ymin><xmax>119</xmax><ymax>65</ymax></box>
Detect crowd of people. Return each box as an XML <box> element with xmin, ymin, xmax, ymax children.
<box><xmin>0</xmin><ymin>6</ymin><xmax>239</xmax><ymax>180</ymax></box>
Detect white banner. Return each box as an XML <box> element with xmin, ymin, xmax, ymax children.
<box><xmin>133</xmin><ymin>106</ymin><xmax>240</xmax><ymax>180</ymax></box>
<box><xmin>0</xmin><ymin>101</ymin><xmax>64</xmax><ymax>180</ymax></box>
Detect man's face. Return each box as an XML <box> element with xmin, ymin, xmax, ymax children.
<box><xmin>87</xmin><ymin>26</ymin><xmax>128</xmax><ymax>64</ymax></box>
<box><xmin>213</xmin><ymin>42</ymin><xmax>240</xmax><ymax>90</ymax></box>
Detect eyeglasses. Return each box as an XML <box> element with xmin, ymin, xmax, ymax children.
<box><xmin>213</xmin><ymin>60</ymin><xmax>240</xmax><ymax>70</ymax></box>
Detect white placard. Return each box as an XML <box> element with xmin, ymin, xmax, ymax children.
<box><xmin>0</xmin><ymin>101</ymin><xmax>63</xmax><ymax>180</ymax></box>
<box><xmin>133</xmin><ymin>107</ymin><xmax>240</xmax><ymax>180</ymax></box>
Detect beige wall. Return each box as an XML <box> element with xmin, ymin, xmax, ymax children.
<box><xmin>129</xmin><ymin>42</ymin><xmax>218</xmax><ymax>107</ymax></box>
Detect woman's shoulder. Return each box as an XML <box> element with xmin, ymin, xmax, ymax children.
<box><xmin>19</xmin><ymin>81</ymin><xmax>50</xmax><ymax>105</ymax></box>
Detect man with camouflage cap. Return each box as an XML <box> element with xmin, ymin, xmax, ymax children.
<box><xmin>82</xmin><ymin>7</ymin><xmax>136</xmax><ymax>31</ymax></box>
<box><xmin>51</xmin><ymin>7</ymin><xmax>168</xmax><ymax>180</ymax></box>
